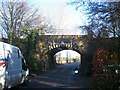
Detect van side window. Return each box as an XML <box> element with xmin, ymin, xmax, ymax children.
<box><xmin>22</xmin><ymin>58</ymin><xmax>27</xmax><ymax>71</ymax></box>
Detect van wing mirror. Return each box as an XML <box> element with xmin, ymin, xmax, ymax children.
<box><xmin>22</xmin><ymin>58</ymin><xmax>28</xmax><ymax>71</ymax></box>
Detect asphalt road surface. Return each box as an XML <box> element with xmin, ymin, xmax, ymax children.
<box><xmin>11</xmin><ymin>62</ymin><xmax>92</xmax><ymax>89</ymax></box>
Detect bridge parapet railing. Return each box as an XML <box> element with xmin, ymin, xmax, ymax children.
<box><xmin>48</xmin><ymin>42</ymin><xmax>80</xmax><ymax>50</ymax></box>
<box><xmin>52</xmin><ymin>43</ymin><xmax>73</xmax><ymax>48</ymax></box>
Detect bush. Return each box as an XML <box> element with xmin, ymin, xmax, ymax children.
<box><xmin>92</xmin><ymin>49</ymin><xmax>119</xmax><ymax>89</ymax></box>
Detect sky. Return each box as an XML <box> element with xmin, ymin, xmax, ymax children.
<box><xmin>28</xmin><ymin>0</ymin><xmax>87</xmax><ymax>35</ymax></box>
<box><xmin>55</xmin><ymin>50</ymin><xmax>81</xmax><ymax>59</ymax></box>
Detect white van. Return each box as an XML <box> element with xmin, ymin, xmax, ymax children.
<box><xmin>0</xmin><ymin>42</ymin><xmax>29</xmax><ymax>89</ymax></box>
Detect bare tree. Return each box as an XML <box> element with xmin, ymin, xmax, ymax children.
<box><xmin>0</xmin><ymin>0</ymin><xmax>43</xmax><ymax>44</ymax></box>
<box><xmin>69</xmin><ymin>1</ymin><xmax>120</xmax><ymax>38</ymax></box>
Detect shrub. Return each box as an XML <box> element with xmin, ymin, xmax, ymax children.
<box><xmin>92</xmin><ymin>49</ymin><xmax>119</xmax><ymax>89</ymax></box>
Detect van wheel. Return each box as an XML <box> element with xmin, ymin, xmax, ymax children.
<box><xmin>21</xmin><ymin>76</ymin><xmax>29</xmax><ymax>87</ymax></box>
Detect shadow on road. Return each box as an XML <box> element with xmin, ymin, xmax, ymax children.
<box><xmin>9</xmin><ymin>63</ymin><xmax>92</xmax><ymax>89</ymax></box>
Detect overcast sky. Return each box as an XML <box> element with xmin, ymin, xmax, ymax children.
<box><xmin>28</xmin><ymin>0</ymin><xmax>87</xmax><ymax>35</ymax></box>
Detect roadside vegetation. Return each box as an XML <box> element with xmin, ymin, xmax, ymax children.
<box><xmin>70</xmin><ymin>1</ymin><xmax>120</xmax><ymax>89</ymax></box>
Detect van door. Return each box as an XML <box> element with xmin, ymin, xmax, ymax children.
<box><xmin>10</xmin><ymin>49</ymin><xmax>22</xmax><ymax>86</ymax></box>
<box><xmin>5</xmin><ymin>48</ymin><xmax>22</xmax><ymax>87</ymax></box>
